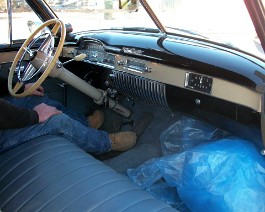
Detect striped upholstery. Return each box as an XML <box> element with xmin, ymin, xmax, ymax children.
<box><xmin>0</xmin><ymin>135</ymin><xmax>176</xmax><ymax>212</ymax></box>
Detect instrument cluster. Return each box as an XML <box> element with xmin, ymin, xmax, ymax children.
<box><xmin>77</xmin><ymin>40</ymin><xmax>116</xmax><ymax>68</ymax></box>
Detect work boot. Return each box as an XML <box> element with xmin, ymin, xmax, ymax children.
<box><xmin>109</xmin><ymin>131</ymin><xmax>137</xmax><ymax>151</ymax></box>
<box><xmin>87</xmin><ymin>110</ymin><xmax>105</xmax><ymax>129</ymax></box>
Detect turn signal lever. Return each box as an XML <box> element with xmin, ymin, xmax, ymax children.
<box><xmin>57</xmin><ymin>53</ymin><xmax>86</xmax><ymax>68</ymax></box>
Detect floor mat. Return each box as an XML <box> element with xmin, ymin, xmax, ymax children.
<box><xmin>133</xmin><ymin>112</ymin><xmax>154</xmax><ymax>138</ymax></box>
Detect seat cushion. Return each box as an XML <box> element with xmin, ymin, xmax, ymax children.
<box><xmin>0</xmin><ymin>135</ymin><xmax>176</xmax><ymax>212</ymax></box>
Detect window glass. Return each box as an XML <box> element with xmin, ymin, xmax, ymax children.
<box><xmin>47</xmin><ymin>0</ymin><xmax>156</xmax><ymax>33</ymax></box>
<box><xmin>148</xmin><ymin>0</ymin><xmax>264</xmax><ymax>59</ymax></box>
<box><xmin>0</xmin><ymin>0</ymin><xmax>42</xmax><ymax>44</ymax></box>
<box><xmin>0</xmin><ymin>0</ymin><xmax>8</xmax><ymax>43</ymax></box>
<box><xmin>46</xmin><ymin>0</ymin><xmax>264</xmax><ymax>59</ymax></box>
<box><xmin>12</xmin><ymin>1</ymin><xmax>42</xmax><ymax>41</ymax></box>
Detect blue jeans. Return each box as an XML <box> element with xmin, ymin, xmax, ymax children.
<box><xmin>0</xmin><ymin>96</ymin><xmax>111</xmax><ymax>154</ymax></box>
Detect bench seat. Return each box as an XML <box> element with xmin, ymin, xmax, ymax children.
<box><xmin>0</xmin><ymin>135</ymin><xmax>176</xmax><ymax>212</ymax></box>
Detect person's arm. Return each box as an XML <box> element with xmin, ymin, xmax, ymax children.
<box><xmin>0</xmin><ymin>99</ymin><xmax>62</xmax><ymax>129</ymax></box>
<box><xmin>0</xmin><ymin>99</ymin><xmax>39</xmax><ymax>129</ymax></box>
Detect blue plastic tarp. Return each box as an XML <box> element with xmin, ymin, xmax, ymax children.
<box><xmin>128</xmin><ymin>136</ymin><xmax>265</xmax><ymax>211</ymax></box>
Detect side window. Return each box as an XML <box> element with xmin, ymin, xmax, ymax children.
<box><xmin>0</xmin><ymin>0</ymin><xmax>8</xmax><ymax>44</ymax></box>
<box><xmin>0</xmin><ymin>0</ymin><xmax>42</xmax><ymax>45</ymax></box>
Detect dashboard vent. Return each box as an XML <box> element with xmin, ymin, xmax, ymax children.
<box><xmin>112</xmin><ymin>71</ymin><xmax>169</xmax><ymax>109</ymax></box>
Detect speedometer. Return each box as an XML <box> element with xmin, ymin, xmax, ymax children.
<box><xmin>77</xmin><ymin>40</ymin><xmax>115</xmax><ymax>68</ymax></box>
<box><xmin>87</xmin><ymin>43</ymin><xmax>105</xmax><ymax>63</ymax></box>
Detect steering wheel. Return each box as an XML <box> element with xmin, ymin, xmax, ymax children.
<box><xmin>8</xmin><ymin>19</ymin><xmax>66</xmax><ymax>97</ymax></box>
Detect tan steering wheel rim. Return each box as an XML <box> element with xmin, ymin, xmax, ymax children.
<box><xmin>8</xmin><ymin>19</ymin><xmax>66</xmax><ymax>97</ymax></box>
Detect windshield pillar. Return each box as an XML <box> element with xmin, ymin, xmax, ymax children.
<box><xmin>244</xmin><ymin>0</ymin><xmax>265</xmax><ymax>53</ymax></box>
<box><xmin>140</xmin><ymin>0</ymin><xmax>166</xmax><ymax>33</ymax></box>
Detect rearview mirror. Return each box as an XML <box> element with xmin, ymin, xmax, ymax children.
<box><xmin>119</xmin><ymin>0</ymin><xmax>139</xmax><ymax>12</ymax></box>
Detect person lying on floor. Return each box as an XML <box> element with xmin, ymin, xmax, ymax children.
<box><xmin>0</xmin><ymin>75</ymin><xmax>136</xmax><ymax>154</ymax></box>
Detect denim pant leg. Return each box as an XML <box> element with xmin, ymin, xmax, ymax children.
<box><xmin>0</xmin><ymin>114</ymin><xmax>111</xmax><ymax>154</ymax></box>
<box><xmin>4</xmin><ymin>95</ymin><xmax>88</xmax><ymax>127</ymax></box>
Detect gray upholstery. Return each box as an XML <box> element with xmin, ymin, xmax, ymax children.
<box><xmin>0</xmin><ymin>135</ymin><xmax>176</xmax><ymax>212</ymax></box>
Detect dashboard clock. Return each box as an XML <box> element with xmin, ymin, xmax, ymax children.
<box><xmin>185</xmin><ymin>72</ymin><xmax>213</xmax><ymax>94</ymax></box>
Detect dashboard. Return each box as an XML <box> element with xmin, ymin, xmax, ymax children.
<box><xmin>69</xmin><ymin>37</ymin><xmax>261</xmax><ymax>113</ymax></box>
<box><xmin>77</xmin><ymin>40</ymin><xmax>116</xmax><ymax>69</ymax></box>
<box><xmin>61</xmin><ymin>31</ymin><xmax>265</xmax><ymax>146</ymax></box>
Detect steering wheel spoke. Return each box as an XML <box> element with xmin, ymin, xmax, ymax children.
<box><xmin>8</xmin><ymin>19</ymin><xmax>66</xmax><ymax>97</ymax></box>
<box><xmin>19</xmin><ymin>63</ymin><xmax>38</xmax><ymax>82</ymax></box>
<box><xmin>13</xmin><ymin>82</ymin><xmax>24</xmax><ymax>93</ymax></box>
<box><xmin>23</xmin><ymin>47</ymin><xmax>34</xmax><ymax>57</ymax></box>
<box><xmin>51</xmin><ymin>21</ymin><xmax>61</xmax><ymax>36</ymax></box>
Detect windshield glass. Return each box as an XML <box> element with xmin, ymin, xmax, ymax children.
<box><xmin>46</xmin><ymin>0</ymin><xmax>264</xmax><ymax>59</ymax></box>
<box><xmin>46</xmin><ymin>0</ymin><xmax>156</xmax><ymax>31</ymax></box>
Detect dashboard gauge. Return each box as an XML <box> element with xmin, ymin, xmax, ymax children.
<box><xmin>87</xmin><ymin>43</ymin><xmax>105</xmax><ymax>63</ymax></box>
<box><xmin>77</xmin><ymin>40</ymin><xmax>115</xmax><ymax>68</ymax></box>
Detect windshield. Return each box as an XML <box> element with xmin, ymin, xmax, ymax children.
<box><xmin>46</xmin><ymin>0</ymin><xmax>264</xmax><ymax>59</ymax></box>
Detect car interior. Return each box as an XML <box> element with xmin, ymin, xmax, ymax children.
<box><xmin>0</xmin><ymin>0</ymin><xmax>265</xmax><ymax>211</ymax></box>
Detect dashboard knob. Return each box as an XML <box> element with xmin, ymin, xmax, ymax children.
<box><xmin>117</xmin><ymin>60</ymin><xmax>125</xmax><ymax>66</ymax></box>
<box><xmin>195</xmin><ymin>98</ymin><xmax>201</xmax><ymax>105</ymax></box>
